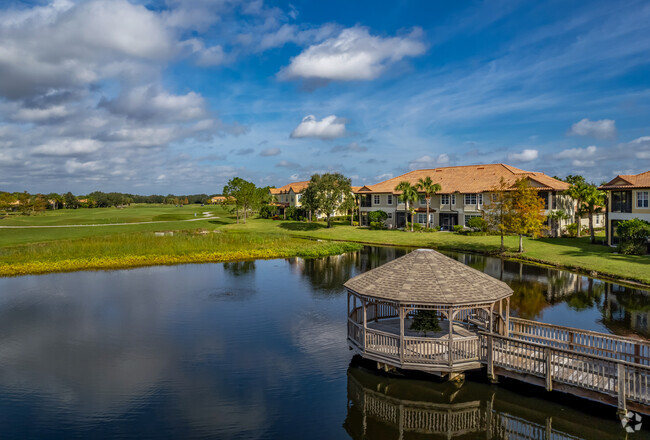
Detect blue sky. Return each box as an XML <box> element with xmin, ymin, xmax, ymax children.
<box><xmin>0</xmin><ymin>0</ymin><xmax>649</xmax><ymax>194</ymax></box>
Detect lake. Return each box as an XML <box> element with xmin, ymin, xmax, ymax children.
<box><xmin>0</xmin><ymin>246</ymin><xmax>647</xmax><ymax>439</ymax></box>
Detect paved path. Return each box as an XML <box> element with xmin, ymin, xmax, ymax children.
<box><xmin>0</xmin><ymin>214</ymin><xmax>218</xmax><ymax>229</ymax></box>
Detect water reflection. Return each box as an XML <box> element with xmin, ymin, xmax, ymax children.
<box><xmin>0</xmin><ymin>247</ymin><xmax>647</xmax><ymax>438</ymax></box>
<box><xmin>444</xmin><ymin>250</ymin><xmax>650</xmax><ymax>338</ymax></box>
<box><xmin>344</xmin><ymin>363</ymin><xmax>624</xmax><ymax>439</ymax></box>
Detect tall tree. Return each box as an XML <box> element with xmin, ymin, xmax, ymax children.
<box><xmin>580</xmin><ymin>184</ymin><xmax>605</xmax><ymax>244</ymax></box>
<box><xmin>506</xmin><ymin>178</ymin><xmax>546</xmax><ymax>252</ymax></box>
<box><xmin>564</xmin><ymin>175</ymin><xmax>588</xmax><ymax>238</ymax></box>
<box><xmin>64</xmin><ymin>192</ymin><xmax>79</xmax><ymax>209</ymax></box>
<box><xmin>416</xmin><ymin>176</ymin><xmax>441</xmax><ymax>229</ymax></box>
<box><xmin>304</xmin><ymin>173</ymin><xmax>352</xmax><ymax>228</ymax></box>
<box><xmin>483</xmin><ymin>177</ymin><xmax>512</xmax><ymax>252</ymax></box>
<box><xmin>395</xmin><ymin>181</ymin><xmax>418</xmax><ymax>232</ymax></box>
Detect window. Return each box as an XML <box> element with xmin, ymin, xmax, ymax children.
<box><xmin>539</xmin><ymin>192</ymin><xmax>549</xmax><ymax>210</ymax></box>
<box><xmin>478</xmin><ymin>193</ymin><xmax>483</xmax><ymax>205</ymax></box>
<box><xmin>360</xmin><ymin>194</ymin><xmax>371</xmax><ymax>208</ymax></box>
<box><xmin>297</xmin><ymin>194</ymin><xmax>302</xmax><ymax>201</ymax></box>
<box><xmin>464</xmin><ymin>214</ymin><xmax>480</xmax><ymax>227</ymax></box>
<box><xmin>419</xmin><ymin>196</ymin><xmax>426</xmax><ymax>205</ymax></box>
<box><xmin>451</xmin><ymin>194</ymin><xmax>456</xmax><ymax>205</ymax></box>
<box><xmin>387</xmin><ymin>212</ymin><xmax>393</xmax><ymax>219</ymax></box>
<box><xmin>612</xmin><ymin>191</ymin><xmax>632</xmax><ymax>213</ymax></box>
<box><xmin>417</xmin><ymin>213</ymin><xmax>426</xmax><ymax>224</ymax></box>
<box><xmin>387</xmin><ymin>194</ymin><xmax>393</xmax><ymax>205</ymax></box>
<box><xmin>638</xmin><ymin>191</ymin><xmax>649</xmax><ymax>208</ymax></box>
<box><xmin>373</xmin><ymin>195</ymin><xmax>380</xmax><ymax>205</ymax></box>
<box><xmin>595</xmin><ymin>214</ymin><xmax>600</xmax><ymax>225</ymax></box>
<box><xmin>491</xmin><ymin>194</ymin><xmax>497</xmax><ymax>202</ymax></box>
<box><xmin>464</xmin><ymin>194</ymin><xmax>477</xmax><ymax>205</ymax></box>
<box><xmin>441</xmin><ymin>194</ymin><xmax>449</xmax><ymax>205</ymax></box>
<box><xmin>552</xmin><ymin>192</ymin><xmax>557</xmax><ymax>209</ymax></box>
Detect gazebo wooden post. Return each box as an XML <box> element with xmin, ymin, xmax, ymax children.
<box><xmin>362</xmin><ymin>298</ymin><xmax>368</xmax><ymax>353</ymax></box>
<box><xmin>448</xmin><ymin>308</ymin><xmax>455</xmax><ymax>367</ymax></box>
<box><xmin>505</xmin><ymin>297</ymin><xmax>510</xmax><ymax>337</ymax></box>
<box><xmin>488</xmin><ymin>303</ymin><xmax>494</xmax><ymax>333</ymax></box>
<box><xmin>399</xmin><ymin>304</ymin><xmax>405</xmax><ymax>364</ymax></box>
<box><xmin>498</xmin><ymin>299</ymin><xmax>503</xmax><ymax>334</ymax></box>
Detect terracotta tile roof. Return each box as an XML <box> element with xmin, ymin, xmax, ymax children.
<box><xmin>355</xmin><ymin>163</ymin><xmax>569</xmax><ymax>194</ymax></box>
<box><xmin>599</xmin><ymin>171</ymin><xmax>650</xmax><ymax>190</ymax></box>
<box><xmin>344</xmin><ymin>249</ymin><xmax>513</xmax><ymax>305</ymax></box>
<box><xmin>269</xmin><ymin>180</ymin><xmax>310</xmax><ymax>194</ymax></box>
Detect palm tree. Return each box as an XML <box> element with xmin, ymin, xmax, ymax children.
<box><xmin>547</xmin><ymin>209</ymin><xmax>569</xmax><ymax>237</ymax></box>
<box><xmin>395</xmin><ymin>181</ymin><xmax>418</xmax><ymax>231</ymax></box>
<box><xmin>416</xmin><ymin>176</ymin><xmax>441</xmax><ymax>229</ymax></box>
<box><xmin>580</xmin><ymin>184</ymin><xmax>605</xmax><ymax>244</ymax></box>
<box><xmin>564</xmin><ymin>175</ymin><xmax>588</xmax><ymax>237</ymax></box>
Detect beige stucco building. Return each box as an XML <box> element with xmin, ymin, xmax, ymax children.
<box><xmin>355</xmin><ymin>163</ymin><xmax>572</xmax><ymax>231</ymax></box>
<box><xmin>599</xmin><ymin>171</ymin><xmax>650</xmax><ymax>246</ymax></box>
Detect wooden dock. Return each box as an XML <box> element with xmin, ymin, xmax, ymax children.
<box><xmin>349</xmin><ymin>306</ymin><xmax>650</xmax><ymax>415</ymax></box>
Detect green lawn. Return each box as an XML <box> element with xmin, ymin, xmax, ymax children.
<box><xmin>1</xmin><ymin>205</ymin><xmax>648</xmax><ymax>285</ymax></box>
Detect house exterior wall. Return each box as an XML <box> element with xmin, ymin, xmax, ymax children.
<box><xmin>603</xmin><ymin>188</ymin><xmax>650</xmax><ymax>245</ymax></box>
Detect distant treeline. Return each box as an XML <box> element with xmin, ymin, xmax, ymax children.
<box><xmin>0</xmin><ymin>190</ymin><xmax>216</xmax><ymax>214</ymax></box>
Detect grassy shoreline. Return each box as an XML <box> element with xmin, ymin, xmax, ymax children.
<box><xmin>2</xmin><ymin>205</ymin><xmax>648</xmax><ymax>286</ymax></box>
<box><xmin>0</xmin><ymin>230</ymin><xmax>362</xmax><ymax>277</ymax></box>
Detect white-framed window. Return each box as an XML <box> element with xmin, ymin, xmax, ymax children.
<box><xmin>638</xmin><ymin>191</ymin><xmax>649</xmax><ymax>208</ymax></box>
<box><xmin>387</xmin><ymin>212</ymin><xmax>393</xmax><ymax>219</ymax></box>
<box><xmin>297</xmin><ymin>194</ymin><xmax>302</xmax><ymax>201</ymax></box>
<box><xmin>478</xmin><ymin>193</ymin><xmax>483</xmax><ymax>205</ymax></box>
<box><xmin>595</xmin><ymin>214</ymin><xmax>600</xmax><ymax>225</ymax></box>
<box><xmin>491</xmin><ymin>194</ymin><xmax>497</xmax><ymax>202</ymax></box>
<box><xmin>451</xmin><ymin>194</ymin><xmax>456</xmax><ymax>205</ymax></box>
<box><xmin>419</xmin><ymin>196</ymin><xmax>426</xmax><ymax>205</ymax></box>
<box><xmin>464</xmin><ymin>214</ymin><xmax>481</xmax><ymax>227</ymax></box>
<box><xmin>387</xmin><ymin>195</ymin><xmax>393</xmax><ymax>205</ymax></box>
<box><xmin>373</xmin><ymin>195</ymin><xmax>380</xmax><ymax>205</ymax></box>
<box><xmin>441</xmin><ymin>194</ymin><xmax>449</xmax><ymax>205</ymax></box>
<box><xmin>464</xmin><ymin>194</ymin><xmax>477</xmax><ymax>205</ymax></box>
<box><xmin>417</xmin><ymin>213</ymin><xmax>427</xmax><ymax>224</ymax></box>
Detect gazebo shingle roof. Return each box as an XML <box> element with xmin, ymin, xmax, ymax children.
<box><xmin>344</xmin><ymin>249</ymin><xmax>513</xmax><ymax>305</ymax></box>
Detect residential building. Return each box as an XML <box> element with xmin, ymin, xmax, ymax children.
<box><xmin>270</xmin><ymin>181</ymin><xmax>359</xmax><ymax>219</ymax></box>
<box><xmin>355</xmin><ymin>164</ymin><xmax>571</xmax><ymax>230</ymax></box>
<box><xmin>598</xmin><ymin>171</ymin><xmax>650</xmax><ymax>246</ymax></box>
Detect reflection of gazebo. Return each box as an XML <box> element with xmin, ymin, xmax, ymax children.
<box><xmin>345</xmin><ymin>249</ymin><xmax>513</xmax><ymax>379</ymax></box>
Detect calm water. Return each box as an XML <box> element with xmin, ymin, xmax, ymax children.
<box><xmin>0</xmin><ymin>246</ymin><xmax>648</xmax><ymax>439</ymax></box>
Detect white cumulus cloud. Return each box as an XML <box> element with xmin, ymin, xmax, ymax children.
<box><xmin>568</xmin><ymin>118</ymin><xmax>617</xmax><ymax>139</ymax></box>
<box><xmin>280</xmin><ymin>26</ymin><xmax>426</xmax><ymax>82</ymax></box>
<box><xmin>408</xmin><ymin>154</ymin><xmax>450</xmax><ymax>170</ymax></box>
<box><xmin>554</xmin><ymin>145</ymin><xmax>598</xmax><ymax>159</ymax></box>
<box><xmin>508</xmin><ymin>149</ymin><xmax>538</xmax><ymax>162</ymax></box>
<box><xmin>290</xmin><ymin>115</ymin><xmax>347</xmax><ymax>140</ymax></box>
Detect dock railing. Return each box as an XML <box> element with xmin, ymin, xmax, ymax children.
<box><xmin>509</xmin><ymin>317</ymin><xmax>650</xmax><ymax>365</ymax></box>
<box><xmin>481</xmin><ymin>331</ymin><xmax>650</xmax><ymax>413</ymax></box>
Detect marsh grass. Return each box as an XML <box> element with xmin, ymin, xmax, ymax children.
<box><xmin>0</xmin><ymin>231</ymin><xmax>362</xmax><ymax>276</ymax></box>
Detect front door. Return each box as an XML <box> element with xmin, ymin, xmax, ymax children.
<box><xmin>396</xmin><ymin>212</ymin><xmax>411</xmax><ymax>229</ymax></box>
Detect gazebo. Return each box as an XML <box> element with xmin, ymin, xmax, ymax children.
<box><xmin>345</xmin><ymin>249</ymin><xmax>513</xmax><ymax>380</ymax></box>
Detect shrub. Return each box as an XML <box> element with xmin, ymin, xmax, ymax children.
<box><xmin>285</xmin><ymin>206</ymin><xmax>299</xmax><ymax>220</ymax></box>
<box><xmin>368</xmin><ymin>210</ymin><xmax>388</xmax><ymax>224</ymax></box>
<box><xmin>453</xmin><ymin>225</ymin><xmax>465</xmax><ymax>233</ymax></box>
<box><xmin>409</xmin><ymin>310</ymin><xmax>441</xmax><ymax>336</ymax></box>
<box><xmin>352</xmin><ymin>221</ymin><xmax>359</xmax><ymax>227</ymax></box>
<box><xmin>467</xmin><ymin>216</ymin><xmax>488</xmax><ymax>232</ymax></box>
<box><xmin>566</xmin><ymin>223</ymin><xmax>578</xmax><ymax>237</ymax></box>
<box><xmin>272</xmin><ymin>215</ymin><xmax>280</xmax><ymax>220</ymax></box>
<box><xmin>369</xmin><ymin>221</ymin><xmax>386</xmax><ymax>230</ymax></box>
<box><xmin>259</xmin><ymin>205</ymin><xmax>276</xmax><ymax>219</ymax></box>
<box><xmin>617</xmin><ymin>218</ymin><xmax>650</xmax><ymax>255</ymax></box>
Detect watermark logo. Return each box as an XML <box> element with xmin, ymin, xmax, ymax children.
<box><xmin>621</xmin><ymin>411</ymin><xmax>642</xmax><ymax>433</ymax></box>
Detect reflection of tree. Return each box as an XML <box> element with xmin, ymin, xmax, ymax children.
<box><xmin>509</xmin><ymin>280</ymin><xmax>549</xmax><ymax>320</ymax></box>
<box><xmin>222</xmin><ymin>260</ymin><xmax>256</xmax><ymax>276</ymax></box>
<box><xmin>601</xmin><ymin>284</ymin><xmax>650</xmax><ymax>338</ymax></box>
<box><xmin>299</xmin><ymin>246</ymin><xmax>409</xmax><ymax>296</ymax></box>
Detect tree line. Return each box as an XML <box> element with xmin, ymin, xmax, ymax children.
<box><xmin>0</xmin><ymin>190</ymin><xmax>216</xmax><ymax>214</ymax></box>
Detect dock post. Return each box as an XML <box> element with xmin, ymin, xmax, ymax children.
<box><xmin>617</xmin><ymin>363</ymin><xmax>627</xmax><ymax>416</ymax></box>
<box><xmin>545</xmin><ymin>348</ymin><xmax>553</xmax><ymax>391</ymax></box>
<box><xmin>487</xmin><ymin>334</ymin><xmax>496</xmax><ymax>382</ymax></box>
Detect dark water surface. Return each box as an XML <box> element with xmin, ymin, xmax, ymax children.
<box><xmin>0</xmin><ymin>246</ymin><xmax>648</xmax><ymax>439</ymax></box>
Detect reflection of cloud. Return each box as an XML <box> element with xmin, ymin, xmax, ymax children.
<box><xmin>290</xmin><ymin>310</ymin><xmax>347</xmax><ymax>378</ymax></box>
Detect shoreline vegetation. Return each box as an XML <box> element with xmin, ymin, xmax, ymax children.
<box><xmin>1</xmin><ymin>204</ymin><xmax>649</xmax><ymax>286</ymax></box>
